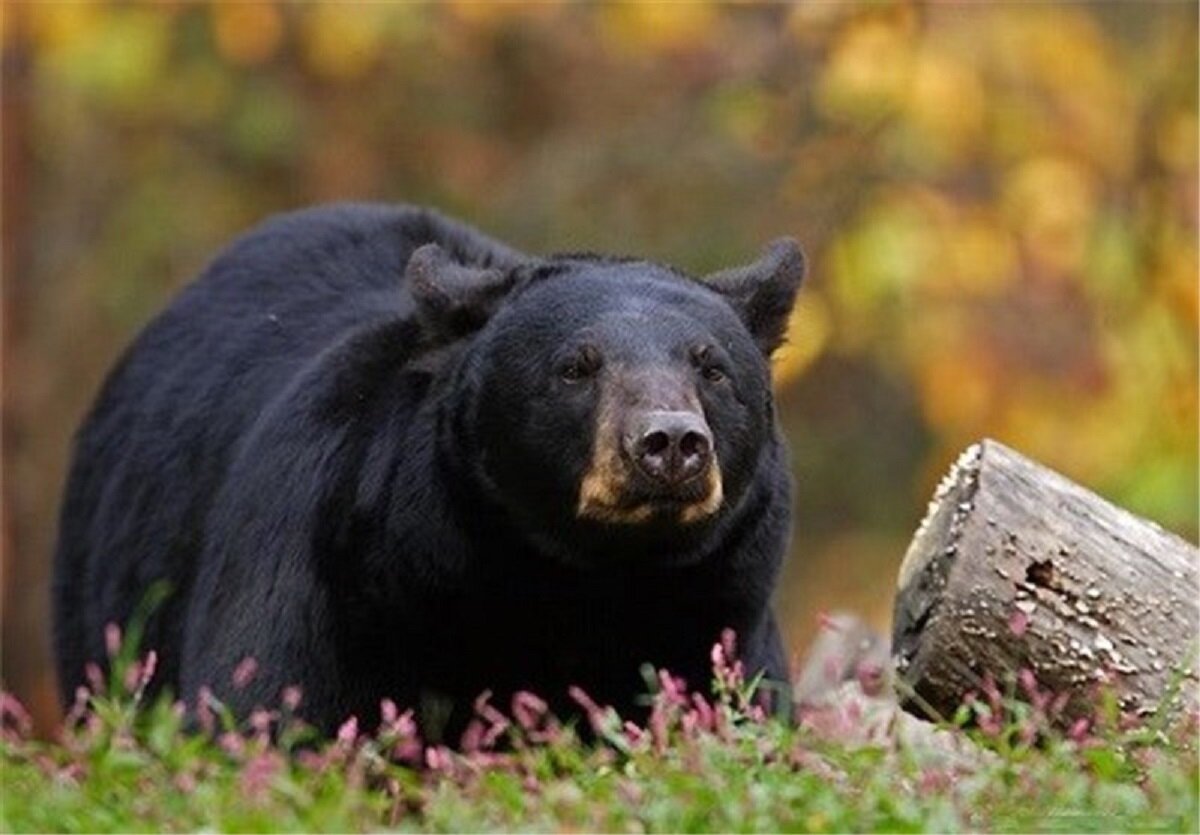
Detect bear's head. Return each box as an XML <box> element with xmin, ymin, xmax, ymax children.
<box><xmin>407</xmin><ymin>239</ymin><xmax>805</xmax><ymax>568</ymax></box>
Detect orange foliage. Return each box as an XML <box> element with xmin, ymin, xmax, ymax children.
<box><xmin>3</xmin><ymin>0</ymin><xmax>1196</xmax><ymax>729</ymax></box>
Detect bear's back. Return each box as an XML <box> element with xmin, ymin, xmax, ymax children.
<box><xmin>51</xmin><ymin>203</ymin><xmax>514</xmax><ymax>701</ymax></box>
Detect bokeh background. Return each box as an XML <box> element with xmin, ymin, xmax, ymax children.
<box><xmin>2</xmin><ymin>2</ymin><xmax>1196</xmax><ymax>734</ymax></box>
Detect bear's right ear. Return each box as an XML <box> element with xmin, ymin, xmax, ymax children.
<box><xmin>405</xmin><ymin>243</ymin><xmax>516</xmax><ymax>339</ymax></box>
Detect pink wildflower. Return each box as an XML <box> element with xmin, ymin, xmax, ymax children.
<box><xmin>219</xmin><ymin>731</ymin><xmax>245</xmax><ymax>757</ymax></box>
<box><xmin>1008</xmin><ymin>608</ymin><xmax>1030</xmax><ymax>637</ymax></box>
<box><xmin>512</xmin><ymin>691</ymin><xmax>548</xmax><ymax>731</ymax></box>
<box><xmin>681</xmin><ymin>710</ymin><xmax>699</xmax><ymax>736</ymax></box>
<box><xmin>1018</xmin><ymin>667</ymin><xmax>1049</xmax><ymax>712</ymax></box>
<box><xmin>242</xmin><ymin>751</ymin><xmax>280</xmax><ymax>799</ymax></box>
<box><xmin>281</xmin><ymin>685</ymin><xmax>303</xmax><ymax>711</ymax></box>
<box><xmin>380</xmin><ymin>698</ymin><xmax>399</xmax><ymax>725</ymax></box>
<box><xmin>139</xmin><ymin>650</ymin><xmax>158</xmax><ymax>692</ymax></box>
<box><xmin>104</xmin><ymin>623</ymin><xmax>122</xmax><ymax>658</ymax></box>
<box><xmin>721</xmin><ymin>628</ymin><xmax>738</xmax><ymax>658</ymax></box>
<box><xmin>855</xmin><ymin>660</ymin><xmax>885</xmax><ymax>697</ymax></box>
<box><xmin>1068</xmin><ymin>717</ymin><xmax>1091</xmax><ymax>742</ymax></box>
<box><xmin>691</xmin><ymin>693</ymin><xmax>715</xmax><ymax>732</ymax></box>
<box><xmin>978</xmin><ymin>713</ymin><xmax>1002</xmax><ymax>737</ymax></box>
<box><xmin>85</xmin><ymin>662</ymin><xmax>105</xmax><ymax>693</ymax></box>
<box><xmin>919</xmin><ymin>768</ymin><xmax>952</xmax><ymax>793</ymax></box>
<box><xmin>296</xmin><ymin>750</ymin><xmax>325</xmax><ymax>771</ymax></box>
<box><xmin>389</xmin><ymin>721</ymin><xmax>422</xmax><ymax>764</ymax></box>
<box><xmin>425</xmin><ymin>745</ymin><xmax>452</xmax><ymax>771</ymax></box>
<box><xmin>568</xmin><ymin>685</ymin><xmax>608</xmax><ymax>735</ymax></box>
<box><xmin>1050</xmin><ymin>691</ymin><xmax>1070</xmax><ymax>717</ymax></box>
<box><xmin>249</xmin><ymin>709</ymin><xmax>274</xmax><ymax>738</ymax></box>
<box><xmin>981</xmin><ymin>672</ymin><xmax>1002</xmax><ymax>714</ymax></box>
<box><xmin>1018</xmin><ymin>667</ymin><xmax>1037</xmax><ymax>698</ymax></box>
<box><xmin>197</xmin><ymin>686</ymin><xmax>216</xmax><ymax>734</ymax></box>
<box><xmin>657</xmin><ymin>670</ymin><xmax>688</xmax><ymax>705</ymax></box>
<box><xmin>123</xmin><ymin>660</ymin><xmax>142</xmax><ymax>694</ymax></box>
<box><xmin>64</xmin><ymin>686</ymin><xmax>92</xmax><ymax>729</ymax></box>
<box><xmin>711</xmin><ymin>630</ymin><xmax>746</xmax><ymax>692</ymax></box>
<box><xmin>232</xmin><ymin>657</ymin><xmax>259</xmax><ymax>690</ymax></box>
<box><xmin>844</xmin><ymin>697</ymin><xmax>863</xmax><ymax>724</ymax></box>
<box><xmin>85</xmin><ymin>712</ymin><xmax>103</xmax><ymax>739</ymax></box>
<box><xmin>648</xmin><ymin>702</ymin><xmax>669</xmax><ymax>752</ymax></box>
<box><xmin>460</xmin><ymin>719</ymin><xmax>484</xmax><ymax>753</ymax></box>
<box><xmin>123</xmin><ymin>651</ymin><xmax>158</xmax><ymax>698</ymax></box>
<box><xmin>472</xmin><ymin>691</ymin><xmax>510</xmax><ymax>748</ymax></box>
<box><xmin>710</xmin><ymin>642</ymin><xmax>726</xmax><ymax>671</ymax></box>
<box><xmin>336</xmin><ymin>715</ymin><xmax>359</xmax><ymax>747</ymax></box>
<box><xmin>0</xmin><ymin>692</ymin><xmax>33</xmax><ymax>741</ymax></box>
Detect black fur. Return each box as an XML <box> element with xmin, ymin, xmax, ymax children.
<box><xmin>52</xmin><ymin>203</ymin><xmax>804</xmax><ymax>739</ymax></box>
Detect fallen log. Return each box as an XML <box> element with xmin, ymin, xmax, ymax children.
<box><xmin>892</xmin><ymin>439</ymin><xmax>1199</xmax><ymax>725</ymax></box>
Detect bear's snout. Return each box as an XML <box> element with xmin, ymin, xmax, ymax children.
<box><xmin>624</xmin><ymin>410</ymin><xmax>712</xmax><ymax>488</ymax></box>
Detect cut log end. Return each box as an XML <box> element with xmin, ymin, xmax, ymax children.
<box><xmin>893</xmin><ymin>442</ymin><xmax>983</xmax><ymax>674</ymax></box>
<box><xmin>892</xmin><ymin>439</ymin><xmax>1200</xmax><ymax>727</ymax></box>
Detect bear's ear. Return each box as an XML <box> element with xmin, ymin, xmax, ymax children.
<box><xmin>703</xmin><ymin>238</ymin><xmax>806</xmax><ymax>356</ymax></box>
<box><xmin>405</xmin><ymin>243</ymin><xmax>516</xmax><ymax>339</ymax></box>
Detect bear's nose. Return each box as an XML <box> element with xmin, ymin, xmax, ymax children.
<box><xmin>626</xmin><ymin>411</ymin><xmax>713</xmax><ymax>486</ymax></box>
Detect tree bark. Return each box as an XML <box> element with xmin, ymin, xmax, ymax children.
<box><xmin>892</xmin><ymin>439</ymin><xmax>1199</xmax><ymax>725</ymax></box>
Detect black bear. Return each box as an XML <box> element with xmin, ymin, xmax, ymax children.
<box><xmin>53</xmin><ymin>203</ymin><xmax>805</xmax><ymax>739</ymax></box>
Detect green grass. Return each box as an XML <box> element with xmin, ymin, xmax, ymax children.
<box><xmin>2</xmin><ymin>643</ymin><xmax>1197</xmax><ymax>833</ymax></box>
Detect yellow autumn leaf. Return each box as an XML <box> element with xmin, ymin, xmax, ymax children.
<box><xmin>773</xmin><ymin>292</ymin><xmax>831</xmax><ymax>386</ymax></box>
<box><xmin>817</xmin><ymin>18</ymin><xmax>914</xmax><ymax>123</ymax></box>
<box><xmin>24</xmin><ymin>2</ymin><xmax>103</xmax><ymax>56</ymax></box>
<box><xmin>600</xmin><ymin>1</ymin><xmax>717</xmax><ymax>55</ymax></box>
<box><xmin>938</xmin><ymin>210</ymin><xmax>1019</xmax><ymax>297</ymax></box>
<box><xmin>300</xmin><ymin>4</ymin><xmax>388</xmax><ymax>81</ymax></box>
<box><xmin>904</xmin><ymin>48</ymin><xmax>984</xmax><ymax>163</ymax></box>
<box><xmin>1156</xmin><ymin>108</ymin><xmax>1199</xmax><ymax>174</ymax></box>
<box><xmin>212</xmin><ymin>2</ymin><xmax>283</xmax><ymax>68</ymax></box>
<box><xmin>447</xmin><ymin>0</ymin><xmax>564</xmax><ymax>27</ymax></box>
<box><xmin>1002</xmin><ymin>156</ymin><xmax>1099</xmax><ymax>275</ymax></box>
<box><xmin>914</xmin><ymin>347</ymin><xmax>996</xmax><ymax>435</ymax></box>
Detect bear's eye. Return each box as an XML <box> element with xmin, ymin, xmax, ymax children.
<box><xmin>559</xmin><ymin>345</ymin><xmax>602</xmax><ymax>383</ymax></box>
<box><xmin>693</xmin><ymin>345</ymin><xmax>728</xmax><ymax>383</ymax></box>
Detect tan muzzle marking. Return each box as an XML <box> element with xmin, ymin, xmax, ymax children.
<box><xmin>679</xmin><ymin>463</ymin><xmax>724</xmax><ymax>524</ymax></box>
<box><xmin>576</xmin><ymin>396</ymin><xmax>723</xmax><ymax>525</ymax></box>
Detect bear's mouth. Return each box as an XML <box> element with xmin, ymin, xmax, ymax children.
<box><xmin>576</xmin><ymin>460</ymin><xmax>724</xmax><ymax>526</ymax></box>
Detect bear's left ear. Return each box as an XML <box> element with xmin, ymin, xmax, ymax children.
<box><xmin>405</xmin><ymin>243</ymin><xmax>516</xmax><ymax>339</ymax></box>
<box><xmin>703</xmin><ymin>238</ymin><xmax>806</xmax><ymax>356</ymax></box>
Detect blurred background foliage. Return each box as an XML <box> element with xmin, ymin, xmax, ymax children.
<box><xmin>2</xmin><ymin>1</ymin><xmax>1196</xmax><ymax>734</ymax></box>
